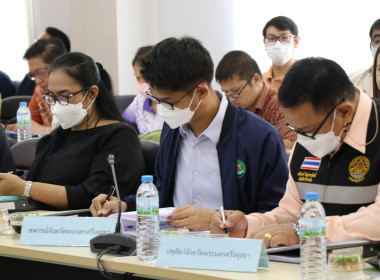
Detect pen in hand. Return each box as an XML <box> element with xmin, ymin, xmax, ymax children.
<box><xmin>220</xmin><ymin>206</ymin><xmax>228</xmax><ymax>235</ymax></box>
<box><xmin>99</xmin><ymin>186</ymin><xmax>116</xmax><ymax>217</ymax></box>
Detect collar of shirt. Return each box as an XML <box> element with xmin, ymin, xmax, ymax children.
<box><xmin>254</xmin><ymin>82</ymin><xmax>274</xmax><ymax>113</ymax></box>
<box><xmin>343</xmin><ymin>89</ymin><xmax>372</xmax><ymax>154</ymax></box>
<box><xmin>143</xmin><ymin>97</ymin><xmax>154</xmax><ymax>113</ymax></box>
<box><xmin>179</xmin><ymin>90</ymin><xmax>228</xmax><ymax>145</ymax></box>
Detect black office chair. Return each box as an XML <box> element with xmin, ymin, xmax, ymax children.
<box><xmin>11</xmin><ymin>137</ymin><xmax>40</xmax><ymax>171</ymax></box>
<box><xmin>114</xmin><ymin>95</ymin><xmax>135</xmax><ymax>114</ymax></box>
<box><xmin>140</xmin><ymin>140</ymin><xmax>160</xmax><ymax>176</ymax></box>
<box><xmin>0</xmin><ymin>95</ymin><xmax>32</xmax><ymax>123</ymax></box>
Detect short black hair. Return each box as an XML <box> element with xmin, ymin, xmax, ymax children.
<box><xmin>141</xmin><ymin>36</ymin><xmax>214</xmax><ymax>93</ymax></box>
<box><xmin>278</xmin><ymin>57</ymin><xmax>355</xmax><ymax>113</ymax></box>
<box><xmin>215</xmin><ymin>50</ymin><xmax>262</xmax><ymax>83</ymax></box>
<box><xmin>45</xmin><ymin>27</ymin><xmax>71</xmax><ymax>52</ymax></box>
<box><xmin>23</xmin><ymin>37</ymin><xmax>67</xmax><ymax>64</ymax></box>
<box><xmin>262</xmin><ymin>16</ymin><xmax>298</xmax><ymax>37</ymax></box>
<box><xmin>132</xmin><ymin>45</ymin><xmax>153</xmax><ymax>67</ymax></box>
<box><xmin>369</xmin><ymin>19</ymin><xmax>380</xmax><ymax>39</ymax></box>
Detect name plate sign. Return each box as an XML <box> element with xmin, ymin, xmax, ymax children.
<box><xmin>156</xmin><ymin>235</ymin><xmax>269</xmax><ymax>272</ymax></box>
<box><xmin>20</xmin><ymin>216</ymin><xmax>116</xmax><ymax>246</ymax></box>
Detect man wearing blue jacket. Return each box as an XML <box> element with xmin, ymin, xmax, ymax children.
<box><xmin>90</xmin><ymin>37</ymin><xmax>288</xmax><ymax>231</ymax></box>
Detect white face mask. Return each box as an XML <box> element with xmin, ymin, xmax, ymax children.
<box><xmin>297</xmin><ymin>109</ymin><xmax>344</xmax><ymax>158</ymax></box>
<box><xmin>51</xmin><ymin>91</ymin><xmax>96</xmax><ymax>129</ymax></box>
<box><xmin>372</xmin><ymin>45</ymin><xmax>379</xmax><ymax>57</ymax></box>
<box><xmin>265</xmin><ymin>41</ymin><xmax>294</xmax><ymax>66</ymax></box>
<box><xmin>156</xmin><ymin>89</ymin><xmax>202</xmax><ymax>129</ymax></box>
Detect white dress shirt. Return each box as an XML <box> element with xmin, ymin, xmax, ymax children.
<box><xmin>173</xmin><ymin>92</ymin><xmax>228</xmax><ymax>210</ymax></box>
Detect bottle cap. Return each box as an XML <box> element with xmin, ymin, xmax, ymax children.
<box><xmin>141</xmin><ymin>175</ymin><xmax>153</xmax><ymax>182</ymax></box>
<box><xmin>19</xmin><ymin>102</ymin><xmax>27</xmax><ymax>106</ymax></box>
<box><xmin>306</xmin><ymin>192</ymin><xmax>319</xmax><ymax>200</ymax></box>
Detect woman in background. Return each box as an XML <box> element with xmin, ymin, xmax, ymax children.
<box><xmin>122</xmin><ymin>46</ymin><xmax>163</xmax><ymax>140</ymax></box>
<box><xmin>0</xmin><ymin>52</ymin><xmax>144</xmax><ymax>210</ymax></box>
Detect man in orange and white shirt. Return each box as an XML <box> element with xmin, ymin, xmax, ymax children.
<box><xmin>262</xmin><ymin>16</ymin><xmax>300</xmax><ymax>91</ymax></box>
<box><xmin>216</xmin><ymin>50</ymin><xmax>296</xmax><ymax>150</ymax></box>
<box><xmin>211</xmin><ymin>57</ymin><xmax>380</xmax><ymax>247</ymax></box>
<box><xmin>6</xmin><ymin>38</ymin><xmax>66</xmax><ymax>133</ymax></box>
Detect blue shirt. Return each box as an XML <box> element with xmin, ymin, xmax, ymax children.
<box><xmin>173</xmin><ymin>93</ymin><xmax>228</xmax><ymax>209</ymax></box>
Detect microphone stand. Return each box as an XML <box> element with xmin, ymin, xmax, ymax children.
<box><xmin>89</xmin><ymin>154</ymin><xmax>136</xmax><ymax>256</ymax></box>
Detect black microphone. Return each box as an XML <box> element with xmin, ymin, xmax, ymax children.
<box><xmin>90</xmin><ymin>154</ymin><xmax>136</xmax><ymax>256</ymax></box>
<box><xmin>107</xmin><ymin>154</ymin><xmax>121</xmax><ymax>233</ymax></box>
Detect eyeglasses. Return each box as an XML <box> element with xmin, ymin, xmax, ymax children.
<box><xmin>146</xmin><ymin>80</ymin><xmax>207</xmax><ymax>110</ymax></box>
<box><xmin>265</xmin><ymin>34</ymin><xmax>296</xmax><ymax>45</ymax></box>
<box><xmin>27</xmin><ymin>67</ymin><xmax>49</xmax><ymax>80</ymax></box>
<box><xmin>286</xmin><ymin>98</ymin><xmax>345</xmax><ymax>140</ymax></box>
<box><xmin>43</xmin><ymin>86</ymin><xmax>91</xmax><ymax>106</ymax></box>
<box><xmin>225</xmin><ymin>74</ymin><xmax>254</xmax><ymax>100</ymax></box>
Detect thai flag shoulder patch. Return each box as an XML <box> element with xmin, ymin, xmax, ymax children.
<box><xmin>300</xmin><ymin>157</ymin><xmax>321</xmax><ymax>171</ymax></box>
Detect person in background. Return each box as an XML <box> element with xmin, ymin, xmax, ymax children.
<box><xmin>349</xmin><ymin>19</ymin><xmax>380</xmax><ymax>97</ymax></box>
<box><xmin>122</xmin><ymin>46</ymin><xmax>163</xmax><ymax>139</ymax></box>
<box><xmin>211</xmin><ymin>57</ymin><xmax>380</xmax><ymax>247</ymax></box>
<box><xmin>0</xmin><ymin>125</ymin><xmax>14</xmax><ymax>173</ymax></box>
<box><xmin>0</xmin><ymin>52</ymin><xmax>144</xmax><ymax>210</ymax></box>
<box><xmin>90</xmin><ymin>37</ymin><xmax>288</xmax><ymax>231</ymax></box>
<box><xmin>0</xmin><ymin>70</ymin><xmax>16</xmax><ymax>99</ymax></box>
<box><xmin>18</xmin><ymin>26</ymin><xmax>71</xmax><ymax>96</ymax></box>
<box><xmin>216</xmin><ymin>50</ymin><xmax>296</xmax><ymax>150</ymax></box>
<box><xmin>373</xmin><ymin>46</ymin><xmax>380</xmax><ymax>98</ymax></box>
<box><xmin>262</xmin><ymin>16</ymin><xmax>300</xmax><ymax>91</ymax></box>
<box><xmin>372</xmin><ymin>37</ymin><xmax>380</xmax><ymax>99</ymax></box>
<box><xmin>6</xmin><ymin>38</ymin><xmax>67</xmax><ymax>133</ymax></box>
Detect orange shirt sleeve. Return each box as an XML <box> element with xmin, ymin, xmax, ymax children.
<box><xmin>28</xmin><ymin>90</ymin><xmax>42</xmax><ymax>124</ymax></box>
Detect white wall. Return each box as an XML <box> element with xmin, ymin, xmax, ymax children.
<box><xmin>6</xmin><ymin>0</ymin><xmax>380</xmax><ymax>96</ymax></box>
<box><xmin>233</xmin><ymin>0</ymin><xmax>380</xmax><ymax>76</ymax></box>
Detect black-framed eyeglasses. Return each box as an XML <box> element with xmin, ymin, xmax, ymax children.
<box><xmin>225</xmin><ymin>74</ymin><xmax>254</xmax><ymax>100</ymax></box>
<box><xmin>265</xmin><ymin>34</ymin><xmax>296</xmax><ymax>45</ymax></box>
<box><xmin>146</xmin><ymin>80</ymin><xmax>207</xmax><ymax>110</ymax></box>
<box><xmin>43</xmin><ymin>86</ymin><xmax>91</xmax><ymax>106</ymax></box>
<box><xmin>27</xmin><ymin>67</ymin><xmax>49</xmax><ymax>80</ymax></box>
<box><xmin>286</xmin><ymin>98</ymin><xmax>345</xmax><ymax>140</ymax></box>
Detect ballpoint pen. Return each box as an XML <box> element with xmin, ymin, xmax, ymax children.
<box><xmin>99</xmin><ymin>186</ymin><xmax>115</xmax><ymax>217</ymax></box>
<box><xmin>220</xmin><ymin>206</ymin><xmax>228</xmax><ymax>235</ymax></box>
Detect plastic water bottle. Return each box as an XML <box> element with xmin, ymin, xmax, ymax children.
<box><xmin>300</xmin><ymin>192</ymin><xmax>327</xmax><ymax>280</ymax></box>
<box><xmin>16</xmin><ymin>101</ymin><xmax>32</xmax><ymax>142</ymax></box>
<box><xmin>136</xmin><ymin>175</ymin><xmax>160</xmax><ymax>262</ymax></box>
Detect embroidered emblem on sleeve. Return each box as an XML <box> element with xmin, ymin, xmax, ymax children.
<box><xmin>237</xmin><ymin>159</ymin><xmax>246</xmax><ymax>178</ymax></box>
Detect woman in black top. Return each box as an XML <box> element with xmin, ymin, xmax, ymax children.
<box><xmin>0</xmin><ymin>52</ymin><xmax>145</xmax><ymax>210</ymax></box>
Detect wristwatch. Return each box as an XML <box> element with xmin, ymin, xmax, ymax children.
<box><xmin>292</xmin><ymin>221</ymin><xmax>300</xmax><ymax>236</ymax></box>
<box><xmin>22</xmin><ymin>181</ymin><xmax>33</xmax><ymax>198</ymax></box>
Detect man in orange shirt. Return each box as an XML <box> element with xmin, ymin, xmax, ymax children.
<box><xmin>262</xmin><ymin>16</ymin><xmax>300</xmax><ymax>91</ymax></box>
<box><xmin>211</xmin><ymin>57</ymin><xmax>380</xmax><ymax>247</ymax></box>
<box><xmin>216</xmin><ymin>50</ymin><xmax>296</xmax><ymax>150</ymax></box>
<box><xmin>7</xmin><ymin>38</ymin><xmax>67</xmax><ymax>133</ymax></box>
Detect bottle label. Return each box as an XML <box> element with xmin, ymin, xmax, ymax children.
<box><xmin>136</xmin><ymin>197</ymin><xmax>159</xmax><ymax>216</ymax></box>
<box><xmin>300</xmin><ymin>217</ymin><xmax>325</xmax><ymax>237</ymax></box>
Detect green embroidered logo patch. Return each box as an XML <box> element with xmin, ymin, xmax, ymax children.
<box><xmin>237</xmin><ymin>159</ymin><xmax>246</xmax><ymax>178</ymax></box>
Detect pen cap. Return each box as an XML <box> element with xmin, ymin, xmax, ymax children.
<box><xmin>141</xmin><ymin>175</ymin><xmax>153</xmax><ymax>182</ymax></box>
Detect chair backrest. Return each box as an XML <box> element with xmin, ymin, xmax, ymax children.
<box><xmin>1</xmin><ymin>95</ymin><xmax>32</xmax><ymax>123</ymax></box>
<box><xmin>140</xmin><ymin>140</ymin><xmax>160</xmax><ymax>176</ymax></box>
<box><xmin>11</xmin><ymin>137</ymin><xmax>40</xmax><ymax>170</ymax></box>
<box><xmin>114</xmin><ymin>95</ymin><xmax>135</xmax><ymax>114</ymax></box>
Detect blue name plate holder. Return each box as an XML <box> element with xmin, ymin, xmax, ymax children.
<box><xmin>20</xmin><ymin>216</ymin><xmax>116</xmax><ymax>246</ymax></box>
<box><xmin>156</xmin><ymin>235</ymin><xmax>269</xmax><ymax>272</ymax></box>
